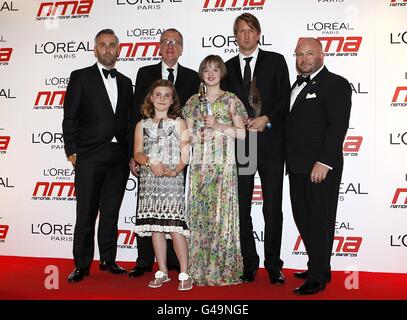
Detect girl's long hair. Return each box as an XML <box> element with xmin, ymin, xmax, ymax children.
<box><xmin>140</xmin><ymin>79</ymin><xmax>182</xmax><ymax>119</ymax></box>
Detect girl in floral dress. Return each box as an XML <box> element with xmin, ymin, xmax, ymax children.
<box><xmin>183</xmin><ymin>55</ymin><xmax>247</xmax><ymax>286</ymax></box>
<box><xmin>133</xmin><ymin>79</ymin><xmax>192</xmax><ymax>291</ymax></box>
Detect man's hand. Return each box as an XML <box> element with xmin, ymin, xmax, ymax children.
<box><xmin>247</xmin><ymin>115</ymin><xmax>269</xmax><ymax>132</ymax></box>
<box><xmin>310</xmin><ymin>162</ymin><xmax>329</xmax><ymax>183</ymax></box>
<box><xmin>68</xmin><ymin>154</ymin><xmax>77</xmax><ymax>167</ymax></box>
<box><xmin>129</xmin><ymin>158</ymin><xmax>140</xmax><ymax>177</ymax></box>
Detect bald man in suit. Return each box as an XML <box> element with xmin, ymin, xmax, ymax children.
<box><xmin>287</xmin><ymin>37</ymin><xmax>352</xmax><ymax>295</ymax></box>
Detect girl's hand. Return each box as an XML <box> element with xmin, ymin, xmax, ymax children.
<box><xmin>162</xmin><ymin>165</ymin><xmax>177</xmax><ymax>177</ymax></box>
<box><xmin>203</xmin><ymin>115</ymin><xmax>218</xmax><ymax>129</ymax></box>
<box><xmin>150</xmin><ymin>160</ymin><xmax>164</xmax><ymax>177</ymax></box>
<box><xmin>129</xmin><ymin>158</ymin><xmax>140</xmax><ymax>177</ymax></box>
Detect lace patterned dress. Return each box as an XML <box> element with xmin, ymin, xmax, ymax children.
<box><xmin>134</xmin><ymin>117</ymin><xmax>189</xmax><ymax>239</ymax></box>
<box><xmin>182</xmin><ymin>91</ymin><xmax>247</xmax><ymax>286</ymax></box>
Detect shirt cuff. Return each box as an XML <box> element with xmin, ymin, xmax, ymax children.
<box><xmin>317</xmin><ymin>161</ymin><xmax>332</xmax><ymax>170</ymax></box>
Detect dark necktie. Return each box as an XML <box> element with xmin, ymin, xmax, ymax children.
<box><xmin>167</xmin><ymin>68</ymin><xmax>174</xmax><ymax>84</ymax></box>
<box><xmin>243</xmin><ymin>57</ymin><xmax>253</xmax><ymax>96</ymax></box>
<box><xmin>296</xmin><ymin>74</ymin><xmax>311</xmax><ymax>85</ymax></box>
<box><xmin>102</xmin><ymin>68</ymin><xmax>117</xmax><ymax>79</ymax></box>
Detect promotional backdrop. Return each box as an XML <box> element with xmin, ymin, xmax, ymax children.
<box><xmin>1</xmin><ymin>0</ymin><xmax>406</xmax><ymax>273</ymax></box>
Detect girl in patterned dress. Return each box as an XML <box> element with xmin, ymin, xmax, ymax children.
<box><xmin>133</xmin><ymin>79</ymin><xmax>192</xmax><ymax>291</ymax></box>
<box><xmin>183</xmin><ymin>55</ymin><xmax>247</xmax><ymax>286</ymax></box>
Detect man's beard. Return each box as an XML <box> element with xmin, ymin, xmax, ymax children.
<box><xmin>99</xmin><ymin>54</ymin><xmax>116</xmax><ymax>67</ymax></box>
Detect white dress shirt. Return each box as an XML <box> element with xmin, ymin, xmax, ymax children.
<box><xmin>290</xmin><ymin>65</ymin><xmax>332</xmax><ymax>170</ymax></box>
<box><xmin>97</xmin><ymin>62</ymin><xmax>118</xmax><ymax>142</ymax></box>
<box><xmin>162</xmin><ymin>61</ymin><xmax>178</xmax><ymax>83</ymax></box>
<box><xmin>290</xmin><ymin>64</ymin><xmax>324</xmax><ymax>111</ymax></box>
<box><xmin>239</xmin><ymin>47</ymin><xmax>259</xmax><ymax>80</ymax></box>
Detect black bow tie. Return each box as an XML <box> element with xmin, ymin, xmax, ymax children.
<box><xmin>102</xmin><ymin>68</ymin><xmax>117</xmax><ymax>79</ymax></box>
<box><xmin>296</xmin><ymin>75</ymin><xmax>311</xmax><ymax>85</ymax></box>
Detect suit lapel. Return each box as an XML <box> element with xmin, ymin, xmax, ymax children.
<box><xmin>91</xmin><ymin>63</ymin><xmax>115</xmax><ymax>114</ymax></box>
<box><xmin>236</xmin><ymin>50</ymin><xmax>264</xmax><ymax>116</ymax></box>
<box><xmin>291</xmin><ymin>83</ymin><xmax>314</xmax><ymax>111</ymax></box>
<box><xmin>232</xmin><ymin>56</ymin><xmax>244</xmax><ymax>87</ymax></box>
<box><xmin>252</xmin><ymin>49</ymin><xmax>264</xmax><ymax>78</ymax></box>
<box><xmin>291</xmin><ymin>66</ymin><xmax>328</xmax><ymax>111</ymax></box>
<box><xmin>154</xmin><ymin>62</ymin><xmax>162</xmax><ymax>80</ymax></box>
<box><xmin>115</xmin><ymin>74</ymin><xmax>124</xmax><ymax>115</ymax></box>
<box><xmin>175</xmin><ymin>64</ymin><xmax>185</xmax><ymax>92</ymax></box>
<box><xmin>231</xmin><ymin>55</ymin><xmax>251</xmax><ymax>108</ymax></box>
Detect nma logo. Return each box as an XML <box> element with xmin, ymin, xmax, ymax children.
<box><xmin>202</xmin><ymin>0</ymin><xmax>265</xmax><ymax>11</ymax></box>
<box><xmin>391</xmin><ymin>86</ymin><xmax>407</xmax><ymax>107</ymax></box>
<box><xmin>117</xmin><ymin>42</ymin><xmax>160</xmax><ymax>61</ymax></box>
<box><xmin>32</xmin><ymin>181</ymin><xmax>76</xmax><ymax>200</ymax></box>
<box><xmin>391</xmin><ymin>188</ymin><xmax>407</xmax><ymax>208</ymax></box>
<box><xmin>36</xmin><ymin>0</ymin><xmax>93</xmax><ymax>20</ymax></box>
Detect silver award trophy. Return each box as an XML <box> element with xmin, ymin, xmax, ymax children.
<box><xmin>154</xmin><ymin>118</ymin><xmax>167</xmax><ymax>163</ymax></box>
<box><xmin>198</xmin><ymin>82</ymin><xmax>213</xmax><ymax>144</ymax></box>
<box><xmin>198</xmin><ymin>82</ymin><xmax>213</xmax><ymax>117</ymax></box>
<box><xmin>248</xmin><ymin>76</ymin><xmax>261</xmax><ymax>118</ymax></box>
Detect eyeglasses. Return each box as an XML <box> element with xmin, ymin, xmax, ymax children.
<box><xmin>160</xmin><ymin>39</ymin><xmax>182</xmax><ymax>47</ymax></box>
<box><xmin>293</xmin><ymin>51</ymin><xmax>316</xmax><ymax>58</ymax></box>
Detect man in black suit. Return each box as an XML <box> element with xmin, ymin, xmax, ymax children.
<box><xmin>128</xmin><ymin>28</ymin><xmax>200</xmax><ymax>277</ymax></box>
<box><xmin>224</xmin><ymin>13</ymin><xmax>290</xmax><ymax>284</ymax></box>
<box><xmin>287</xmin><ymin>38</ymin><xmax>352</xmax><ymax>295</ymax></box>
<box><xmin>63</xmin><ymin>29</ymin><xmax>133</xmax><ymax>282</ymax></box>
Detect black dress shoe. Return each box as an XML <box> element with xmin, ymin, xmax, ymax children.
<box><xmin>99</xmin><ymin>261</ymin><xmax>127</xmax><ymax>274</ymax></box>
<box><xmin>128</xmin><ymin>264</ymin><xmax>153</xmax><ymax>278</ymax></box>
<box><xmin>67</xmin><ymin>267</ymin><xmax>89</xmax><ymax>283</ymax></box>
<box><xmin>269</xmin><ymin>270</ymin><xmax>286</xmax><ymax>285</ymax></box>
<box><xmin>293</xmin><ymin>280</ymin><xmax>326</xmax><ymax>295</ymax></box>
<box><xmin>239</xmin><ymin>270</ymin><xmax>256</xmax><ymax>282</ymax></box>
<box><xmin>294</xmin><ymin>270</ymin><xmax>331</xmax><ymax>283</ymax></box>
<box><xmin>294</xmin><ymin>270</ymin><xmax>308</xmax><ymax>279</ymax></box>
<box><xmin>167</xmin><ymin>265</ymin><xmax>181</xmax><ymax>273</ymax></box>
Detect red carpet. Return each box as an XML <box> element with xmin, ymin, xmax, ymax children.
<box><xmin>0</xmin><ymin>255</ymin><xmax>406</xmax><ymax>300</ymax></box>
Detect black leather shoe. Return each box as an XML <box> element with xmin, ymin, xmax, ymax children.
<box><xmin>239</xmin><ymin>270</ymin><xmax>256</xmax><ymax>282</ymax></box>
<box><xmin>294</xmin><ymin>270</ymin><xmax>308</xmax><ymax>279</ymax></box>
<box><xmin>293</xmin><ymin>280</ymin><xmax>326</xmax><ymax>295</ymax></box>
<box><xmin>99</xmin><ymin>261</ymin><xmax>127</xmax><ymax>274</ymax></box>
<box><xmin>269</xmin><ymin>270</ymin><xmax>286</xmax><ymax>285</ymax></box>
<box><xmin>128</xmin><ymin>264</ymin><xmax>153</xmax><ymax>278</ymax></box>
<box><xmin>294</xmin><ymin>271</ymin><xmax>331</xmax><ymax>283</ymax></box>
<box><xmin>67</xmin><ymin>267</ymin><xmax>89</xmax><ymax>283</ymax></box>
<box><xmin>167</xmin><ymin>265</ymin><xmax>181</xmax><ymax>273</ymax></box>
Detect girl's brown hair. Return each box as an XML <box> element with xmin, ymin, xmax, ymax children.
<box><xmin>141</xmin><ymin>79</ymin><xmax>182</xmax><ymax>119</ymax></box>
<box><xmin>198</xmin><ymin>55</ymin><xmax>227</xmax><ymax>81</ymax></box>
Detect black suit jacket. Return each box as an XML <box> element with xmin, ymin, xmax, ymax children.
<box><xmin>286</xmin><ymin>66</ymin><xmax>352</xmax><ymax>174</ymax></box>
<box><xmin>224</xmin><ymin>49</ymin><xmax>290</xmax><ymax>159</ymax></box>
<box><xmin>63</xmin><ymin>63</ymin><xmax>133</xmax><ymax>158</ymax></box>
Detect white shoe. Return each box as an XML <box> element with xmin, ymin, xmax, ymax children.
<box><xmin>148</xmin><ymin>271</ymin><xmax>171</xmax><ymax>288</ymax></box>
<box><xmin>178</xmin><ymin>272</ymin><xmax>193</xmax><ymax>291</ymax></box>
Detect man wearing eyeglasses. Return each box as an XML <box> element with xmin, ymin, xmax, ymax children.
<box><xmin>287</xmin><ymin>38</ymin><xmax>352</xmax><ymax>295</ymax></box>
<box><xmin>129</xmin><ymin>28</ymin><xmax>200</xmax><ymax>278</ymax></box>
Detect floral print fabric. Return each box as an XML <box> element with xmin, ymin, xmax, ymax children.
<box><xmin>183</xmin><ymin>92</ymin><xmax>247</xmax><ymax>286</ymax></box>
